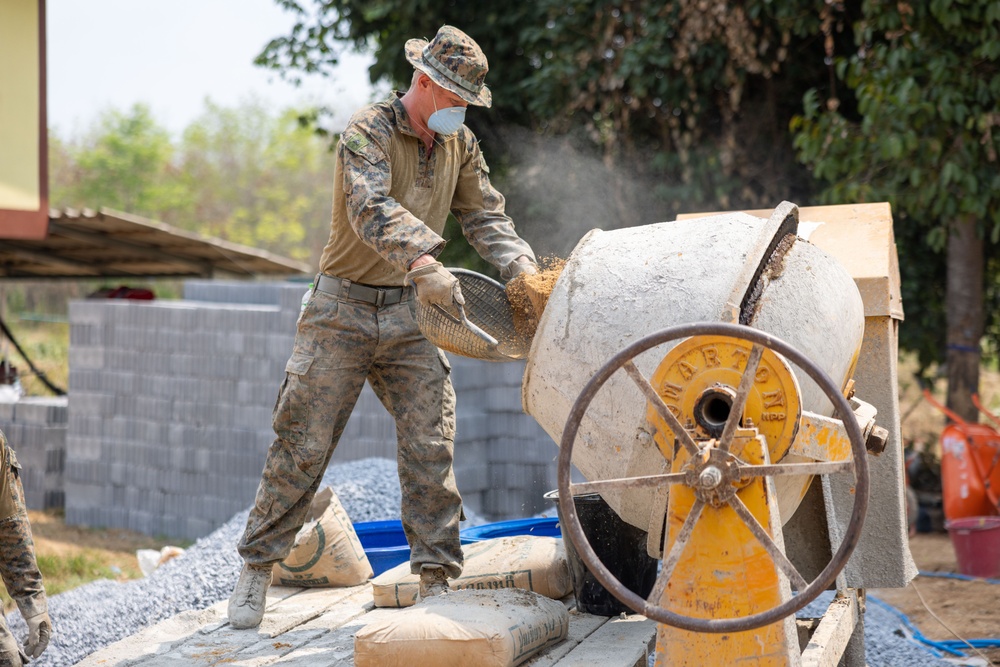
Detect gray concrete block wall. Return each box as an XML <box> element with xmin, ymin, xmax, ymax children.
<box><xmin>64</xmin><ymin>280</ymin><xmax>557</xmax><ymax>541</ymax></box>
<box><xmin>65</xmin><ymin>295</ymin><xmax>294</xmax><ymax>540</ymax></box>
<box><xmin>449</xmin><ymin>356</ymin><xmax>558</xmax><ymax>520</ymax></box>
<box><xmin>0</xmin><ymin>397</ymin><xmax>68</xmax><ymax>510</ymax></box>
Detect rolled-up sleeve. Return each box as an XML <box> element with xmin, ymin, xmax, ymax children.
<box><xmin>340</xmin><ymin>125</ymin><xmax>446</xmax><ymax>271</ymax></box>
<box><xmin>450</xmin><ymin>134</ymin><xmax>536</xmax><ymax>280</ymax></box>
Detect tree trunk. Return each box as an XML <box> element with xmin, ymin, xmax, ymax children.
<box><xmin>945</xmin><ymin>214</ymin><xmax>984</xmax><ymax>423</ymax></box>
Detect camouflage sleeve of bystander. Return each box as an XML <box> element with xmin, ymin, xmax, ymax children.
<box><xmin>0</xmin><ymin>430</ymin><xmax>47</xmax><ymax>621</ymax></box>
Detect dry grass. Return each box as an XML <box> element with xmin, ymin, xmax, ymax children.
<box><xmin>0</xmin><ymin>510</ymin><xmax>178</xmax><ymax>612</ymax></box>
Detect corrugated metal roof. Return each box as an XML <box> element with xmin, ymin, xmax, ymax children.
<box><xmin>0</xmin><ymin>208</ymin><xmax>311</xmax><ymax>279</ymax></box>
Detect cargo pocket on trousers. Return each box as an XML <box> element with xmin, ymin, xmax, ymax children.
<box><xmin>273</xmin><ymin>352</ymin><xmax>314</xmax><ymax>447</ymax></box>
<box><xmin>275</xmin><ymin>351</ymin><xmax>329</xmax><ymax>476</ymax></box>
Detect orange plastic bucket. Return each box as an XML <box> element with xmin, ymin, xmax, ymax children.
<box><xmin>947</xmin><ymin>516</ymin><xmax>1000</xmax><ymax>578</ymax></box>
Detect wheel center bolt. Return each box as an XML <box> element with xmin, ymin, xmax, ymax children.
<box><xmin>699</xmin><ymin>466</ymin><xmax>723</xmax><ymax>489</ymax></box>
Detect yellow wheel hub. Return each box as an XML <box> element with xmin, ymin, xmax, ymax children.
<box><xmin>647</xmin><ymin>335</ymin><xmax>801</xmax><ymax>463</ymax></box>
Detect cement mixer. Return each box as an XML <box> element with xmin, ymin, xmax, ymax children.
<box><xmin>520</xmin><ymin>202</ymin><xmax>915</xmax><ymax>666</ymax></box>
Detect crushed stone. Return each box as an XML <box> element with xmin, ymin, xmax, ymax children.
<box><xmin>6</xmin><ymin>457</ymin><xmax>483</xmax><ymax>666</ymax></box>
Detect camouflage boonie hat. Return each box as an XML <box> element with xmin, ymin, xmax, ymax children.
<box><xmin>405</xmin><ymin>25</ymin><xmax>492</xmax><ymax>108</ymax></box>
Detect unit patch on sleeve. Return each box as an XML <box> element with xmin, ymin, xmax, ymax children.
<box><xmin>345</xmin><ymin>133</ymin><xmax>370</xmax><ymax>154</ymax></box>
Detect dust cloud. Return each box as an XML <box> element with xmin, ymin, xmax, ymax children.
<box><xmin>492</xmin><ymin>126</ymin><xmax>680</xmax><ymax>260</ymax></box>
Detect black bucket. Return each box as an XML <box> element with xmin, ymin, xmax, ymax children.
<box><xmin>545</xmin><ymin>490</ymin><xmax>659</xmax><ymax>616</ymax></box>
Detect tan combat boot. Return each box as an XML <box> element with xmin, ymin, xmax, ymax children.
<box><xmin>228</xmin><ymin>563</ymin><xmax>272</xmax><ymax>629</ymax></box>
<box><xmin>418</xmin><ymin>565</ymin><xmax>450</xmax><ymax>600</ymax></box>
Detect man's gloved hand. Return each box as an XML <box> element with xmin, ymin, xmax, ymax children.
<box><xmin>24</xmin><ymin>610</ymin><xmax>51</xmax><ymax>659</ymax></box>
<box><xmin>406</xmin><ymin>261</ymin><xmax>465</xmax><ymax>319</ymax></box>
<box><xmin>507</xmin><ymin>256</ymin><xmax>538</xmax><ymax>280</ymax></box>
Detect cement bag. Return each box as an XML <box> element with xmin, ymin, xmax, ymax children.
<box><xmin>355</xmin><ymin>588</ymin><xmax>569</xmax><ymax>667</ymax></box>
<box><xmin>272</xmin><ymin>486</ymin><xmax>373</xmax><ymax>587</ymax></box>
<box><xmin>372</xmin><ymin>535</ymin><xmax>570</xmax><ymax>607</ymax></box>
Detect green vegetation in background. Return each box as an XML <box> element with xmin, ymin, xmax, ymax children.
<box><xmin>32</xmin><ymin>2</ymin><xmax>1000</xmax><ymax>401</ymax></box>
<box><xmin>258</xmin><ymin>0</ymin><xmax>841</xmax><ymax>218</ymax></box>
<box><xmin>49</xmin><ymin>100</ymin><xmax>335</xmax><ymax>268</ymax></box>
<box><xmin>791</xmin><ymin>2</ymin><xmax>1000</xmax><ymax>417</ymax></box>
<box><xmin>257</xmin><ymin>0</ymin><xmax>1000</xmax><ymax>386</ymax></box>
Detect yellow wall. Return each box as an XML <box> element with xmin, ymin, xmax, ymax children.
<box><xmin>0</xmin><ymin>0</ymin><xmax>42</xmax><ymax>212</ymax></box>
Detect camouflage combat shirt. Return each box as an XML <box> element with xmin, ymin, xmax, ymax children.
<box><xmin>319</xmin><ymin>93</ymin><xmax>535</xmax><ymax>286</ymax></box>
<box><xmin>0</xmin><ymin>430</ymin><xmax>47</xmax><ymax>620</ymax></box>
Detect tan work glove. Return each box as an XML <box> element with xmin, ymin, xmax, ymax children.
<box><xmin>506</xmin><ymin>256</ymin><xmax>538</xmax><ymax>280</ymax></box>
<box><xmin>24</xmin><ymin>610</ymin><xmax>51</xmax><ymax>659</ymax></box>
<box><xmin>406</xmin><ymin>261</ymin><xmax>465</xmax><ymax>319</ymax></box>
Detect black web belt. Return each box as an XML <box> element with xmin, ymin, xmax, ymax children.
<box><xmin>315</xmin><ymin>274</ymin><xmax>411</xmax><ymax>307</ymax></box>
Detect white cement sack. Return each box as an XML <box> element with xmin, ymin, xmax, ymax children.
<box><xmin>136</xmin><ymin>546</ymin><xmax>185</xmax><ymax>576</ymax></box>
<box><xmin>372</xmin><ymin>535</ymin><xmax>570</xmax><ymax>607</ymax></box>
<box><xmin>272</xmin><ymin>486</ymin><xmax>373</xmax><ymax>587</ymax></box>
<box><xmin>354</xmin><ymin>588</ymin><xmax>569</xmax><ymax>667</ymax></box>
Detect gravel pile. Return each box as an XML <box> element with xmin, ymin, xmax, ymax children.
<box><xmin>6</xmin><ymin>456</ymin><xmax>484</xmax><ymax>667</ymax></box>
<box><xmin>799</xmin><ymin>591</ymin><xmax>951</xmax><ymax>667</ymax></box>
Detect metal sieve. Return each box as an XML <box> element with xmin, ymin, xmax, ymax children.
<box><xmin>415</xmin><ymin>268</ymin><xmax>530</xmax><ymax>361</ymax></box>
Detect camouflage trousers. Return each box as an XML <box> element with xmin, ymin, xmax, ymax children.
<box><xmin>0</xmin><ymin>615</ymin><xmax>25</xmax><ymax>666</ymax></box>
<box><xmin>237</xmin><ymin>283</ymin><xmax>464</xmax><ymax>578</ymax></box>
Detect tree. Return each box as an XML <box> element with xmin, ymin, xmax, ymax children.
<box><xmin>49</xmin><ymin>99</ymin><xmax>336</xmax><ymax>268</ymax></box>
<box><xmin>256</xmin><ymin>1</ymin><xmax>839</xmax><ymax>259</ymax></box>
<box><xmin>173</xmin><ymin>100</ymin><xmax>333</xmax><ymax>264</ymax></box>
<box><xmin>792</xmin><ymin>1</ymin><xmax>1000</xmax><ymax>420</ymax></box>
<box><xmin>50</xmin><ymin>104</ymin><xmax>186</xmax><ymax>216</ymax></box>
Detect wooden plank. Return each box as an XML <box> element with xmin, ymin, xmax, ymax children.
<box><xmin>278</xmin><ymin>586</ymin><xmax>374</xmax><ymax>634</ymax></box>
<box><xmin>268</xmin><ymin>608</ymin><xmax>401</xmax><ymax>666</ymax></box>
<box><xmin>221</xmin><ymin>587</ymin><xmax>377</xmax><ymax>667</ymax></box>
<box><xmin>252</xmin><ymin>586</ymin><xmax>372</xmax><ymax>638</ymax></box>
<box><xmin>553</xmin><ymin>614</ymin><xmax>657</xmax><ymax>667</ymax></box>
<box><xmin>800</xmin><ymin>592</ymin><xmax>859</xmax><ymax>667</ymax></box>
<box><xmin>522</xmin><ymin>610</ymin><xmax>609</xmax><ymax>666</ymax></box>
<box><xmin>130</xmin><ymin>586</ymin><xmax>371</xmax><ymax>667</ymax></box>
<box><xmin>186</xmin><ymin>585</ymin><xmax>311</xmax><ymax>638</ymax></box>
<box><xmin>75</xmin><ymin>601</ymin><xmax>227</xmax><ymax>666</ymax></box>
<box><xmin>132</xmin><ymin>622</ymin><xmax>322</xmax><ymax>667</ymax></box>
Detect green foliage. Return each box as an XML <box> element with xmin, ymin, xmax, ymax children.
<box><xmin>256</xmin><ymin>0</ymin><xmax>842</xmax><ymax>264</ymax></box>
<box><xmin>51</xmin><ymin>104</ymin><xmax>184</xmax><ymax>215</ymax></box>
<box><xmin>49</xmin><ymin>100</ymin><xmax>335</xmax><ymax>267</ymax></box>
<box><xmin>792</xmin><ymin>1</ymin><xmax>1000</xmax><ymax>368</ymax></box>
<box><xmin>172</xmin><ymin>101</ymin><xmax>331</xmax><ymax>263</ymax></box>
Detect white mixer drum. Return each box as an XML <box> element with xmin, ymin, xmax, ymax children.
<box><xmin>522</xmin><ymin>205</ymin><xmax>865</xmax><ymax>535</ymax></box>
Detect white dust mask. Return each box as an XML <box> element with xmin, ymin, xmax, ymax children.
<box><xmin>427</xmin><ymin>89</ymin><xmax>466</xmax><ymax>136</ymax></box>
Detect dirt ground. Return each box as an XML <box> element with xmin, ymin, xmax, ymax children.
<box><xmin>2</xmin><ymin>509</ymin><xmax>176</xmax><ymax>609</ymax></box>
<box><xmin>875</xmin><ymin>532</ymin><xmax>1000</xmax><ymax>665</ymax></box>
<box><xmin>888</xmin><ymin>358</ymin><xmax>1000</xmax><ymax>663</ymax></box>
<box><xmin>27</xmin><ymin>510</ymin><xmax>171</xmax><ymax>559</ymax></box>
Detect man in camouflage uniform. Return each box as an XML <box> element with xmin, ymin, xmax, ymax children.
<box><xmin>0</xmin><ymin>430</ymin><xmax>51</xmax><ymax>665</ymax></box>
<box><xmin>229</xmin><ymin>25</ymin><xmax>538</xmax><ymax>628</ymax></box>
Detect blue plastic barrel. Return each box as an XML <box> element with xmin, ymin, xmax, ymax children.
<box><xmin>459</xmin><ymin>517</ymin><xmax>561</xmax><ymax>543</ymax></box>
<box><xmin>354</xmin><ymin>520</ymin><xmax>410</xmax><ymax>576</ymax></box>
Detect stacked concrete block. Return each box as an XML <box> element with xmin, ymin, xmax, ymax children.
<box><xmin>0</xmin><ymin>396</ymin><xmax>68</xmax><ymax>510</ymax></box>
<box><xmin>450</xmin><ymin>356</ymin><xmax>557</xmax><ymax>521</ymax></box>
<box><xmin>64</xmin><ymin>280</ymin><xmax>558</xmax><ymax>541</ymax></box>
<box><xmin>65</xmin><ymin>290</ymin><xmax>300</xmax><ymax>541</ymax></box>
